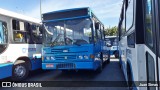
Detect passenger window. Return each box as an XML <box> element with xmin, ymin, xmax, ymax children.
<box><xmin>12</xmin><ymin>20</ymin><xmax>27</xmax><ymax>43</ymax></box>
<box><xmin>145</xmin><ymin>0</ymin><xmax>154</xmax><ymax>48</ymax></box>
<box><xmin>121</xmin><ymin>4</ymin><xmax>126</xmax><ymax>35</ymax></box>
<box><xmin>126</xmin><ymin>0</ymin><xmax>134</xmax><ymax>30</ymax></box>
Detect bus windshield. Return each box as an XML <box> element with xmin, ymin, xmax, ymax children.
<box><xmin>43</xmin><ymin>18</ymin><xmax>92</xmax><ymax>47</ymax></box>
<box><xmin>0</xmin><ymin>22</ymin><xmax>7</xmax><ymax>44</ymax></box>
<box><xmin>0</xmin><ymin>21</ymin><xmax>8</xmax><ymax>54</ymax></box>
<box><xmin>105</xmin><ymin>37</ymin><xmax>118</xmax><ymax>46</ymax></box>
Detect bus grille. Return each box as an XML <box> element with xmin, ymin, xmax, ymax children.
<box><xmin>56</xmin><ymin>63</ymin><xmax>75</xmax><ymax>69</ymax></box>
<box><xmin>55</xmin><ymin>55</ymin><xmax>77</xmax><ymax>60</ymax></box>
<box><xmin>51</xmin><ymin>49</ymin><xmax>67</xmax><ymax>54</ymax></box>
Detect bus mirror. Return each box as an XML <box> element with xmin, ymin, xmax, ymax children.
<box><xmin>106</xmin><ymin>43</ymin><xmax>112</xmax><ymax>47</ymax></box>
<box><xmin>95</xmin><ymin>22</ymin><xmax>100</xmax><ymax>30</ymax></box>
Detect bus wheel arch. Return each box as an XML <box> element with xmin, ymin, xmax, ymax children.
<box><xmin>15</xmin><ymin>57</ymin><xmax>32</xmax><ymax>70</ymax></box>
<box><xmin>12</xmin><ymin>57</ymin><xmax>31</xmax><ymax>81</ymax></box>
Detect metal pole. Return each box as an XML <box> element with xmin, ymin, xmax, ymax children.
<box><xmin>40</xmin><ymin>0</ymin><xmax>42</xmax><ymax>20</ymax></box>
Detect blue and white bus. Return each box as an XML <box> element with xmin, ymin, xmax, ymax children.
<box><xmin>0</xmin><ymin>8</ymin><xmax>42</xmax><ymax>80</ymax></box>
<box><xmin>118</xmin><ymin>0</ymin><xmax>160</xmax><ymax>89</ymax></box>
<box><xmin>42</xmin><ymin>7</ymin><xmax>110</xmax><ymax>72</ymax></box>
<box><xmin>105</xmin><ymin>36</ymin><xmax>119</xmax><ymax>58</ymax></box>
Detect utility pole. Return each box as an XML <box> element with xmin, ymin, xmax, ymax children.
<box><xmin>40</xmin><ymin>0</ymin><xmax>42</xmax><ymax>21</ymax></box>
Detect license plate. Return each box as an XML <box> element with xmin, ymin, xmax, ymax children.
<box><xmin>46</xmin><ymin>64</ymin><xmax>54</xmax><ymax>68</ymax></box>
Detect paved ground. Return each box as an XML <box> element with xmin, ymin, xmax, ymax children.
<box><xmin>1</xmin><ymin>58</ymin><xmax>129</xmax><ymax>90</ymax></box>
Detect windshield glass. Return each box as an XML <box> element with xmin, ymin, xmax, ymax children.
<box><xmin>105</xmin><ymin>37</ymin><xmax>118</xmax><ymax>46</ymax></box>
<box><xmin>0</xmin><ymin>21</ymin><xmax>8</xmax><ymax>54</ymax></box>
<box><xmin>0</xmin><ymin>22</ymin><xmax>7</xmax><ymax>44</ymax></box>
<box><xmin>43</xmin><ymin>18</ymin><xmax>92</xmax><ymax>47</ymax></box>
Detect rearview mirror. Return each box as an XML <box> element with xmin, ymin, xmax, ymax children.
<box><xmin>106</xmin><ymin>43</ymin><xmax>112</xmax><ymax>47</ymax></box>
<box><xmin>95</xmin><ymin>22</ymin><xmax>100</xmax><ymax>30</ymax></box>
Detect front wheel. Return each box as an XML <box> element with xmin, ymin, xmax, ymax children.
<box><xmin>114</xmin><ymin>51</ymin><xmax>119</xmax><ymax>58</ymax></box>
<box><xmin>12</xmin><ymin>61</ymin><xmax>29</xmax><ymax>81</ymax></box>
<box><xmin>96</xmin><ymin>60</ymin><xmax>103</xmax><ymax>73</ymax></box>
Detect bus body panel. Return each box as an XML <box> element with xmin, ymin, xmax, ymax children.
<box><xmin>0</xmin><ymin>63</ymin><xmax>13</xmax><ymax>79</ymax></box>
<box><xmin>42</xmin><ymin>44</ymin><xmax>105</xmax><ymax>70</ymax></box>
<box><xmin>42</xmin><ymin>62</ymin><xmax>98</xmax><ymax>70</ymax></box>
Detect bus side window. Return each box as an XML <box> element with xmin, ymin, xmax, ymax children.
<box><xmin>12</xmin><ymin>20</ymin><xmax>27</xmax><ymax>43</ymax></box>
<box><xmin>145</xmin><ymin>0</ymin><xmax>154</xmax><ymax>49</ymax></box>
<box><xmin>101</xmin><ymin>26</ymin><xmax>105</xmax><ymax>40</ymax></box>
<box><xmin>95</xmin><ymin>22</ymin><xmax>101</xmax><ymax>40</ymax></box>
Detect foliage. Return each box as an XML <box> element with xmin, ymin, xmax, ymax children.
<box><xmin>104</xmin><ymin>26</ymin><xmax>118</xmax><ymax>36</ymax></box>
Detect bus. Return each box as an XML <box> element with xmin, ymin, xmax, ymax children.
<box><xmin>118</xmin><ymin>0</ymin><xmax>160</xmax><ymax>89</ymax></box>
<box><xmin>105</xmin><ymin>36</ymin><xmax>119</xmax><ymax>58</ymax></box>
<box><xmin>42</xmin><ymin>7</ymin><xmax>110</xmax><ymax>72</ymax></box>
<box><xmin>0</xmin><ymin>8</ymin><xmax>42</xmax><ymax>80</ymax></box>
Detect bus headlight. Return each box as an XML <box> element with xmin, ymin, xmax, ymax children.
<box><xmin>79</xmin><ymin>56</ymin><xmax>83</xmax><ymax>59</ymax></box>
<box><xmin>46</xmin><ymin>56</ymin><xmax>50</xmax><ymax>60</ymax></box>
<box><xmin>84</xmin><ymin>55</ymin><xmax>89</xmax><ymax>59</ymax></box>
<box><xmin>50</xmin><ymin>56</ymin><xmax>55</xmax><ymax>60</ymax></box>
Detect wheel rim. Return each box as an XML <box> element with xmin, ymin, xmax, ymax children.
<box><xmin>14</xmin><ymin>65</ymin><xmax>26</xmax><ymax>78</ymax></box>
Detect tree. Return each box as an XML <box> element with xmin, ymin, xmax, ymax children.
<box><xmin>104</xmin><ymin>26</ymin><xmax>118</xmax><ymax>36</ymax></box>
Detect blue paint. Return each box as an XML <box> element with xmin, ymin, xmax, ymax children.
<box><xmin>43</xmin><ymin>16</ymin><xmax>90</xmax><ymax>23</ymax></box>
<box><xmin>42</xmin><ymin>62</ymin><xmax>96</xmax><ymax>70</ymax></box>
<box><xmin>0</xmin><ymin>63</ymin><xmax>13</xmax><ymax>79</ymax></box>
<box><xmin>30</xmin><ymin>58</ymin><xmax>42</xmax><ymax>70</ymax></box>
<box><xmin>43</xmin><ymin>7</ymin><xmax>90</xmax><ymax>15</ymax></box>
<box><xmin>42</xmin><ymin>7</ymin><xmax>108</xmax><ymax>71</ymax></box>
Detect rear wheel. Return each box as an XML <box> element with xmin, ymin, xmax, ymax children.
<box><xmin>12</xmin><ymin>60</ymin><xmax>29</xmax><ymax>81</ymax></box>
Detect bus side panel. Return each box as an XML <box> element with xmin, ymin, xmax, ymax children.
<box><xmin>0</xmin><ymin>63</ymin><xmax>13</xmax><ymax>79</ymax></box>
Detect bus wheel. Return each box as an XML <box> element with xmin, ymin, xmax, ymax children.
<box><xmin>107</xmin><ymin>52</ymin><xmax>110</xmax><ymax>64</ymax></box>
<box><xmin>96</xmin><ymin>60</ymin><xmax>103</xmax><ymax>73</ymax></box>
<box><xmin>12</xmin><ymin>60</ymin><xmax>29</xmax><ymax>81</ymax></box>
<box><xmin>114</xmin><ymin>51</ymin><xmax>119</xmax><ymax>58</ymax></box>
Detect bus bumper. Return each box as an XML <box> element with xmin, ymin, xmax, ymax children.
<box><xmin>0</xmin><ymin>63</ymin><xmax>13</xmax><ymax>79</ymax></box>
<box><xmin>42</xmin><ymin>62</ymin><xmax>97</xmax><ymax>70</ymax></box>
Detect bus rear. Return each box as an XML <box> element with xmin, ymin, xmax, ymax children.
<box><xmin>105</xmin><ymin>36</ymin><xmax>119</xmax><ymax>58</ymax></box>
<box><xmin>42</xmin><ymin>7</ymin><xmax>110</xmax><ymax>72</ymax></box>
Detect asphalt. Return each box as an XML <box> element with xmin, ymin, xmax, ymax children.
<box><xmin>1</xmin><ymin>59</ymin><xmax>129</xmax><ymax>90</ymax></box>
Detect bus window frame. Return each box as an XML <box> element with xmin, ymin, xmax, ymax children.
<box><xmin>12</xmin><ymin>19</ymin><xmax>28</xmax><ymax>44</ymax></box>
<box><xmin>144</xmin><ymin>0</ymin><xmax>156</xmax><ymax>51</ymax></box>
<box><xmin>30</xmin><ymin>24</ymin><xmax>42</xmax><ymax>44</ymax></box>
<box><xmin>126</xmin><ymin>0</ymin><xmax>134</xmax><ymax>31</ymax></box>
<box><xmin>119</xmin><ymin>0</ymin><xmax>134</xmax><ymax>40</ymax></box>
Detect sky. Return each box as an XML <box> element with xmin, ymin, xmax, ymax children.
<box><xmin>0</xmin><ymin>0</ymin><xmax>123</xmax><ymax>27</ymax></box>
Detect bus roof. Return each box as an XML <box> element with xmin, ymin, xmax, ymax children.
<box><xmin>43</xmin><ymin>7</ymin><xmax>90</xmax><ymax>15</ymax></box>
<box><xmin>105</xmin><ymin>36</ymin><xmax>117</xmax><ymax>38</ymax></box>
<box><xmin>0</xmin><ymin>8</ymin><xmax>41</xmax><ymax>24</ymax></box>
<box><xmin>42</xmin><ymin>7</ymin><xmax>104</xmax><ymax>26</ymax></box>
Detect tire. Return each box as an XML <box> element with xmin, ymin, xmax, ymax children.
<box><xmin>107</xmin><ymin>51</ymin><xmax>110</xmax><ymax>63</ymax></box>
<box><xmin>114</xmin><ymin>51</ymin><xmax>119</xmax><ymax>58</ymax></box>
<box><xmin>96</xmin><ymin>60</ymin><xmax>103</xmax><ymax>73</ymax></box>
<box><xmin>12</xmin><ymin>60</ymin><xmax>29</xmax><ymax>81</ymax></box>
